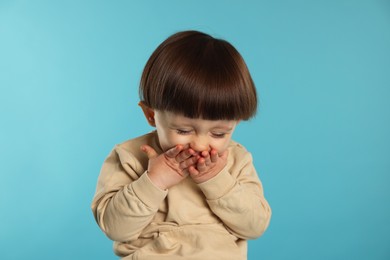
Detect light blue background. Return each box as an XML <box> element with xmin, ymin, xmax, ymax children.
<box><xmin>1</xmin><ymin>1</ymin><xmax>389</xmax><ymax>259</ymax></box>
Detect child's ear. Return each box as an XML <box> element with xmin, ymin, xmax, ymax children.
<box><xmin>138</xmin><ymin>101</ymin><xmax>156</xmax><ymax>127</ymax></box>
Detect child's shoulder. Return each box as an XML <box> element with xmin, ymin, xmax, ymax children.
<box><xmin>228</xmin><ymin>140</ymin><xmax>252</xmax><ymax>159</ymax></box>
<box><xmin>117</xmin><ymin>131</ymin><xmax>158</xmax><ymax>152</ymax></box>
<box><xmin>113</xmin><ymin>131</ymin><xmax>159</xmax><ymax>167</ymax></box>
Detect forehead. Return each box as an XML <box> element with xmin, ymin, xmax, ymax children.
<box><xmin>156</xmin><ymin>110</ymin><xmax>237</xmax><ymax>129</ymax></box>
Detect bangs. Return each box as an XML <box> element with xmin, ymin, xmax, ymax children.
<box><xmin>140</xmin><ymin>31</ymin><xmax>257</xmax><ymax>120</ymax></box>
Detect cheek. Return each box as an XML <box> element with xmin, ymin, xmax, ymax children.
<box><xmin>157</xmin><ymin>131</ymin><xmax>174</xmax><ymax>151</ymax></box>
<box><xmin>159</xmin><ymin>132</ymin><xmax>191</xmax><ymax>150</ymax></box>
<box><xmin>171</xmin><ymin>135</ymin><xmax>193</xmax><ymax>147</ymax></box>
<box><xmin>210</xmin><ymin>139</ymin><xmax>231</xmax><ymax>153</ymax></box>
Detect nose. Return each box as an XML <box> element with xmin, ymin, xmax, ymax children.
<box><xmin>190</xmin><ymin>135</ymin><xmax>209</xmax><ymax>152</ymax></box>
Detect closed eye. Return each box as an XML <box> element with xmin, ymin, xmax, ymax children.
<box><xmin>176</xmin><ymin>129</ymin><xmax>192</xmax><ymax>135</ymax></box>
<box><xmin>211</xmin><ymin>133</ymin><xmax>227</xmax><ymax>138</ymax></box>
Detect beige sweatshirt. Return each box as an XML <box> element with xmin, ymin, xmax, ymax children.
<box><xmin>91</xmin><ymin>131</ymin><xmax>271</xmax><ymax>260</ymax></box>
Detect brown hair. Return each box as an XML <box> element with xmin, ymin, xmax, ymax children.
<box><xmin>139</xmin><ymin>30</ymin><xmax>257</xmax><ymax>120</ymax></box>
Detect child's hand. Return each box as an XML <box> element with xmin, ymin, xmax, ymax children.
<box><xmin>188</xmin><ymin>149</ymin><xmax>229</xmax><ymax>184</ymax></box>
<box><xmin>141</xmin><ymin>144</ymin><xmax>198</xmax><ymax>190</ymax></box>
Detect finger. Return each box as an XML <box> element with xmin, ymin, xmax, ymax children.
<box><xmin>201</xmin><ymin>151</ymin><xmax>212</xmax><ymax>166</ymax></box>
<box><xmin>175</xmin><ymin>148</ymin><xmax>196</xmax><ymax>162</ymax></box>
<box><xmin>182</xmin><ymin>168</ymin><xmax>190</xmax><ymax>177</ymax></box>
<box><xmin>196</xmin><ymin>157</ymin><xmax>207</xmax><ymax>173</ymax></box>
<box><xmin>165</xmin><ymin>144</ymin><xmax>183</xmax><ymax>158</ymax></box>
<box><xmin>179</xmin><ymin>155</ymin><xmax>198</xmax><ymax>169</ymax></box>
<box><xmin>210</xmin><ymin>149</ymin><xmax>219</xmax><ymax>163</ymax></box>
<box><xmin>140</xmin><ymin>145</ymin><xmax>158</xmax><ymax>159</ymax></box>
<box><xmin>188</xmin><ymin>165</ymin><xmax>199</xmax><ymax>177</ymax></box>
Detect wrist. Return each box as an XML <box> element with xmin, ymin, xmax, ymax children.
<box><xmin>147</xmin><ymin>171</ymin><xmax>168</xmax><ymax>190</ymax></box>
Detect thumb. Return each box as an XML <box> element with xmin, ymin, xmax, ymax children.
<box><xmin>140</xmin><ymin>145</ymin><xmax>158</xmax><ymax>159</ymax></box>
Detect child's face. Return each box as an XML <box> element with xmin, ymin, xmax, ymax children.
<box><xmin>154</xmin><ymin>110</ymin><xmax>238</xmax><ymax>154</ymax></box>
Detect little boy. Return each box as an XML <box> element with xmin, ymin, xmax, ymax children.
<box><xmin>91</xmin><ymin>30</ymin><xmax>271</xmax><ymax>260</ymax></box>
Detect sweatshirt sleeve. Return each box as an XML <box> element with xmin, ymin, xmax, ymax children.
<box><xmin>91</xmin><ymin>146</ymin><xmax>168</xmax><ymax>242</ymax></box>
<box><xmin>197</xmin><ymin>146</ymin><xmax>271</xmax><ymax>240</ymax></box>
